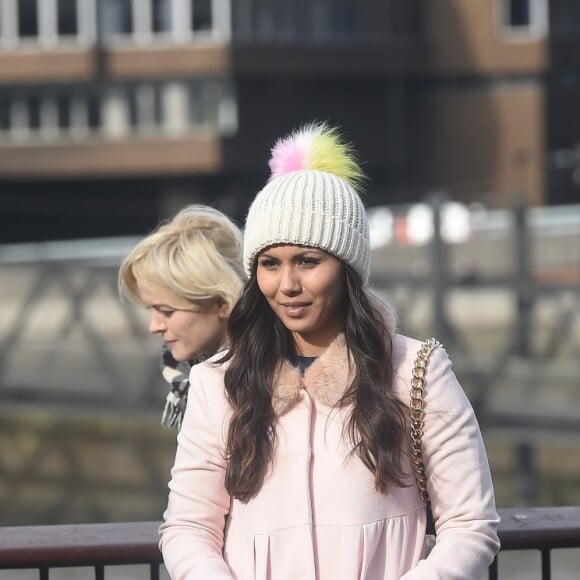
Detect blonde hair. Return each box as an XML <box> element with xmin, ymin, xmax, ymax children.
<box><xmin>119</xmin><ymin>204</ymin><xmax>246</xmax><ymax>314</ymax></box>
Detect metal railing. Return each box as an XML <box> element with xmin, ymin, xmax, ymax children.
<box><xmin>0</xmin><ymin>507</ymin><xmax>579</xmax><ymax>580</ymax></box>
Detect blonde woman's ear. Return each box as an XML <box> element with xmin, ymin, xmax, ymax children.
<box><xmin>215</xmin><ymin>297</ymin><xmax>230</xmax><ymax>319</ymax></box>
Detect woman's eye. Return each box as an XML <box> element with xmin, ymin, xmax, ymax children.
<box><xmin>259</xmin><ymin>259</ymin><xmax>277</xmax><ymax>269</ymax></box>
<box><xmin>299</xmin><ymin>257</ymin><xmax>319</xmax><ymax>267</ymax></box>
<box><xmin>157</xmin><ymin>308</ymin><xmax>174</xmax><ymax>317</ymax></box>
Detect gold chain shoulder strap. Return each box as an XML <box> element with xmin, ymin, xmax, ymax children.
<box><xmin>409</xmin><ymin>337</ymin><xmax>441</xmax><ymax>503</ymax></box>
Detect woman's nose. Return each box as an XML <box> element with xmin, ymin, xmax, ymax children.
<box><xmin>280</xmin><ymin>266</ymin><xmax>301</xmax><ymax>295</ymax></box>
<box><xmin>148</xmin><ymin>311</ymin><xmax>166</xmax><ymax>334</ymax></box>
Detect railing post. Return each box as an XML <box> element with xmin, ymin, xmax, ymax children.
<box><xmin>541</xmin><ymin>550</ymin><xmax>551</xmax><ymax>580</ymax></box>
<box><xmin>513</xmin><ymin>199</ymin><xmax>537</xmax><ymax>505</ymax></box>
<box><xmin>429</xmin><ymin>191</ymin><xmax>452</xmax><ymax>346</ymax></box>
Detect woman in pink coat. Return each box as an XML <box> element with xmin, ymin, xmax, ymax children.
<box><xmin>159</xmin><ymin>123</ymin><xmax>500</xmax><ymax>579</ymax></box>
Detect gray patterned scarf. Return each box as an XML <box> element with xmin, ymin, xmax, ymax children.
<box><xmin>160</xmin><ymin>345</ymin><xmax>199</xmax><ymax>431</ymax></box>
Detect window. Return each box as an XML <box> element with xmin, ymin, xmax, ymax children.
<box><xmin>188</xmin><ymin>81</ymin><xmax>206</xmax><ymax>126</ymax></box>
<box><xmin>99</xmin><ymin>0</ymin><xmax>219</xmax><ymax>44</ymax></box>
<box><xmin>57</xmin><ymin>94</ymin><xmax>71</xmax><ymax>130</ymax></box>
<box><xmin>0</xmin><ymin>0</ymin><xmax>220</xmax><ymax>47</ymax></box>
<box><xmin>86</xmin><ymin>94</ymin><xmax>101</xmax><ymax>130</ymax></box>
<box><xmin>0</xmin><ymin>0</ymin><xmax>92</xmax><ymax>46</ymax></box>
<box><xmin>233</xmin><ymin>0</ymin><xmax>358</xmax><ymax>43</ymax></box>
<box><xmin>0</xmin><ymin>96</ymin><xmax>10</xmax><ymax>132</ymax></box>
<box><xmin>312</xmin><ymin>0</ymin><xmax>356</xmax><ymax>40</ymax></box>
<box><xmin>57</xmin><ymin>0</ymin><xmax>78</xmax><ymax>36</ymax></box>
<box><xmin>10</xmin><ymin>99</ymin><xmax>30</xmax><ymax>139</ymax></box>
<box><xmin>152</xmin><ymin>0</ymin><xmax>171</xmax><ymax>33</ymax></box>
<box><xmin>101</xmin><ymin>0</ymin><xmax>132</xmax><ymax>38</ymax></box>
<box><xmin>497</xmin><ymin>0</ymin><xmax>548</xmax><ymax>40</ymax></box>
<box><xmin>508</xmin><ymin>0</ymin><xmax>530</xmax><ymax>26</ymax></box>
<box><xmin>28</xmin><ymin>94</ymin><xmax>41</xmax><ymax>130</ymax></box>
<box><xmin>0</xmin><ymin>79</ymin><xmax>236</xmax><ymax>143</ymax></box>
<box><xmin>18</xmin><ymin>0</ymin><xmax>38</xmax><ymax>38</ymax></box>
<box><xmin>192</xmin><ymin>0</ymin><xmax>212</xmax><ymax>32</ymax></box>
<box><xmin>38</xmin><ymin>98</ymin><xmax>58</xmax><ymax>139</ymax></box>
<box><xmin>129</xmin><ymin>84</ymin><xmax>161</xmax><ymax>132</ymax></box>
<box><xmin>550</xmin><ymin>2</ymin><xmax>580</xmax><ymax>39</ymax></box>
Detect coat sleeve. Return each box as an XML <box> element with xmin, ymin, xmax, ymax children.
<box><xmin>401</xmin><ymin>345</ymin><xmax>500</xmax><ymax>580</ymax></box>
<box><xmin>159</xmin><ymin>363</ymin><xmax>234</xmax><ymax>580</ymax></box>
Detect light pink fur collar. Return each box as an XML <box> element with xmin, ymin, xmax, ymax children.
<box><xmin>272</xmin><ymin>290</ymin><xmax>396</xmax><ymax>415</ymax></box>
<box><xmin>272</xmin><ymin>334</ymin><xmax>354</xmax><ymax>415</ymax></box>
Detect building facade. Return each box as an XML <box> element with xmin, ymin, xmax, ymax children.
<box><xmin>0</xmin><ymin>0</ymin><xmax>577</xmax><ymax>242</ymax></box>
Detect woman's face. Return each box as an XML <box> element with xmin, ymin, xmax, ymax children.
<box><xmin>256</xmin><ymin>245</ymin><xmax>346</xmax><ymax>356</ymax></box>
<box><xmin>137</xmin><ymin>281</ymin><xmax>228</xmax><ymax>362</ymax></box>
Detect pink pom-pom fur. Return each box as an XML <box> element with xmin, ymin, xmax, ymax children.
<box><xmin>266</xmin><ymin>123</ymin><xmax>364</xmax><ymax>187</ymax></box>
<box><xmin>268</xmin><ymin>129</ymin><xmax>312</xmax><ymax>179</ymax></box>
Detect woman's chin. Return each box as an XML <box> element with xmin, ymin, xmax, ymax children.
<box><xmin>167</xmin><ymin>345</ymin><xmax>189</xmax><ymax>362</ymax></box>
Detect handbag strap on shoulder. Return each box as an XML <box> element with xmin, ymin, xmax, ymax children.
<box><xmin>410</xmin><ymin>338</ymin><xmax>441</xmax><ymax>504</ymax></box>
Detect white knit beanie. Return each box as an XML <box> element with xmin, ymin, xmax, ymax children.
<box><xmin>243</xmin><ymin>124</ymin><xmax>370</xmax><ymax>283</ymax></box>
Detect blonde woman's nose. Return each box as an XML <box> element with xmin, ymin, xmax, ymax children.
<box><xmin>148</xmin><ymin>310</ymin><xmax>167</xmax><ymax>334</ymax></box>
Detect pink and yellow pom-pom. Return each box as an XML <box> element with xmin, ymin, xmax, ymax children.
<box><xmin>268</xmin><ymin>122</ymin><xmax>364</xmax><ymax>188</ymax></box>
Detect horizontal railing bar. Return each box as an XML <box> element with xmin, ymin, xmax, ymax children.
<box><xmin>1</xmin><ymin>507</ymin><xmax>580</xmax><ymax>570</ymax></box>
<box><xmin>0</xmin><ymin>521</ymin><xmax>162</xmax><ymax>569</ymax></box>
<box><xmin>498</xmin><ymin>506</ymin><xmax>580</xmax><ymax>550</ymax></box>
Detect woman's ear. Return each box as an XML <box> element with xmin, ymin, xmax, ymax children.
<box><xmin>215</xmin><ymin>297</ymin><xmax>229</xmax><ymax>319</ymax></box>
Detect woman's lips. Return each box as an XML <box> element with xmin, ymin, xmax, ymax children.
<box><xmin>280</xmin><ymin>303</ymin><xmax>310</xmax><ymax>317</ymax></box>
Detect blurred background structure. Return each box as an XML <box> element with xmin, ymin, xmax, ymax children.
<box><xmin>0</xmin><ymin>0</ymin><xmax>580</xmax><ymax>553</ymax></box>
<box><xmin>1</xmin><ymin>0</ymin><xmax>580</xmax><ymax>245</ymax></box>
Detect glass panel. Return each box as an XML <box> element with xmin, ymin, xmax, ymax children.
<box><xmin>0</xmin><ymin>96</ymin><xmax>10</xmax><ymax>131</ymax></box>
<box><xmin>57</xmin><ymin>93</ymin><xmax>71</xmax><ymax>129</ymax></box>
<box><xmin>189</xmin><ymin>81</ymin><xmax>205</xmax><ymax>125</ymax></box>
<box><xmin>152</xmin><ymin>0</ymin><xmax>171</xmax><ymax>33</ymax></box>
<box><xmin>204</xmin><ymin>82</ymin><xmax>218</xmax><ymax>125</ymax></box>
<box><xmin>252</xmin><ymin>0</ymin><xmax>274</xmax><ymax>40</ymax></box>
<box><xmin>217</xmin><ymin>80</ymin><xmax>237</xmax><ymax>136</ymax></box>
<box><xmin>28</xmin><ymin>94</ymin><xmax>41</xmax><ymax>130</ymax></box>
<box><xmin>39</xmin><ymin>98</ymin><xmax>59</xmax><ymax>138</ymax></box>
<box><xmin>70</xmin><ymin>95</ymin><xmax>88</xmax><ymax>133</ymax></box>
<box><xmin>18</xmin><ymin>0</ymin><xmax>39</xmax><ymax>38</ymax></box>
<box><xmin>128</xmin><ymin>84</ymin><xmax>161</xmax><ymax>129</ymax></box>
<box><xmin>102</xmin><ymin>0</ymin><xmax>132</xmax><ymax>36</ymax></box>
<box><xmin>57</xmin><ymin>0</ymin><xmax>78</xmax><ymax>35</ymax></box>
<box><xmin>192</xmin><ymin>0</ymin><xmax>212</xmax><ymax>32</ymax></box>
<box><xmin>11</xmin><ymin>100</ymin><xmax>29</xmax><ymax>132</ymax></box>
<box><xmin>127</xmin><ymin>85</ymin><xmax>138</xmax><ymax>128</ymax></box>
<box><xmin>509</xmin><ymin>0</ymin><xmax>530</xmax><ymax>26</ymax></box>
<box><xmin>87</xmin><ymin>93</ymin><xmax>100</xmax><ymax>129</ymax></box>
<box><xmin>551</xmin><ymin>1</ymin><xmax>580</xmax><ymax>38</ymax></box>
<box><xmin>331</xmin><ymin>0</ymin><xmax>356</xmax><ymax>36</ymax></box>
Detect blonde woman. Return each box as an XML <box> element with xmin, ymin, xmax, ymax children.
<box><xmin>119</xmin><ymin>204</ymin><xmax>246</xmax><ymax>430</ymax></box>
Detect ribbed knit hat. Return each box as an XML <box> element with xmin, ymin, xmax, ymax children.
<box><xmin>244</xmin><ymin>123</ymin><xmax>370</xmax><ymax>283</ymax></box>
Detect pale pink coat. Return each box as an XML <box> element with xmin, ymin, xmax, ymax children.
<box><xmin>159</xmin><ymin>333</ymin><xmax>500</xmax><ymax>579</ymax></box>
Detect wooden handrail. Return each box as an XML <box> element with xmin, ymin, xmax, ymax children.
<box><xmin>0</xmin><ymin>521</ymin><xmax>162</xmax><ymax>569</ymax></box>
<box><xmin>1</xmin><ymin>507</ymin><xmax>580</xmax><ymax>570</ymax></box>
<box><xmin>497</xmin><ymin>506</ymin><xmax>580</xmax><ymax>550</ymax></box>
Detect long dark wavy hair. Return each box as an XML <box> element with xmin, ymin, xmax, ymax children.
<box><xmin>221</xmin><ymin>264</ymin><xmax>408</xmax><ymax>502</ymax></box>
